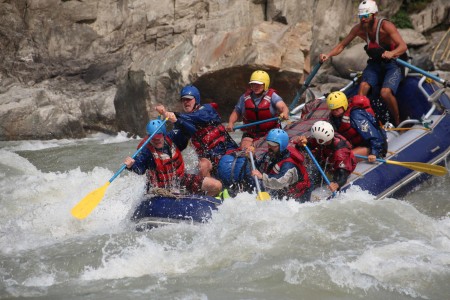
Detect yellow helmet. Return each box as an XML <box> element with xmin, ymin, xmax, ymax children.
<box><xmin>249</xmin><ymin>70</ymin><xmax>270</xmax><ymax>91</ymax></box>
<box><xmin>326</xmin><ymin>91</ymin><xmax>348</xmax><ymax>111</ymax></box>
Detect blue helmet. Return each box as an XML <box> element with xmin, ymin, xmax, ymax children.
<box><xmin>180</xmin><ymin>85</ymin><xmax>201</xmax><ymax>104</ymax></box>
<box><xmin>146</xmin><ymin>119</ymin><xmax>166</xmax><ymax>136</ymax></box>
<box><xmin>266</xmin><ymin>129</ymin><xmax>289</xmax><ymax>151</ymax></box>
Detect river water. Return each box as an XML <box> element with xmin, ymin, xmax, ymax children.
<box><xmin>0</xmin><ymin>132</ymin><xmax>449</xmax><ymax>300</ymax></box>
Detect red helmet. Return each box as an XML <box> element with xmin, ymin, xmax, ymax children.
<box><xmin>351</xmin><ymin>95</ymin><xmax>370</xmax><ymax>107</ymax></box>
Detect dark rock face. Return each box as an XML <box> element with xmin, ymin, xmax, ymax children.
<box><xmin>114</xmin><ymin>70</ymin><xmax>150</xmax><ymax>137</ymax></box>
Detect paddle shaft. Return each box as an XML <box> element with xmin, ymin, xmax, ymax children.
<box><xmin>233</xmin><ymin>117</ymin><xmax>280</xmax><ymax>131</ymax></box>
<box><xmin>71</xmin><ymin>118</ymin><xmax>169</xmax><ymax>219</ymax></box>
<box><xmin>249</xmin><ymin>152</ymin><xmax>264</xmax><ymax>195</ymax></box>
<box><xmin>355</xmin><ymin>154</ymin><xmax>391</xmax><ymax>164</ymax></box>
<box><xmin>108</xmin><ymin>118</ymin><xmax>168</xmax><ymax>183</ymax></box>
<box><xmin>355</xmin><ymin>154</ymin><xmax>447</xmax><ymax>176</ymax></box>
<box><xmin>304</xmin><ymin>145</ymin><xmax>336</xmax><ymax>197</ymax></box>
<box><xmin>396</xmin><ymin>58</ymin><xmax>447</xmax><ymax>86</ymax></box>
<box><xmin>289</xmin><ymin>62</ymin><xmax>322</xmax><ymax>111</ymax></box>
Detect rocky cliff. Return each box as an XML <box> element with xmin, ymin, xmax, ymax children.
<box><xmin>0</xmin><ymin>0</ymin><xmax>448</xmax><ymax>140</ymax></box>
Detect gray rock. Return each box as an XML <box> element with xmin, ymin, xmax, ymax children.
<box><xmin>410</xmin><ymin>0</ymin><xmax>450</xmax><ymax>33</ymax></box>
<box><xmin>0</xmin><ymin>0</ymin><xmax>447</xmax><ymax>140</ymax></box>
<box><xmin>398</xmin><ymin>29</ymin><xmax>428</xmax><ymax>47</ymax></box>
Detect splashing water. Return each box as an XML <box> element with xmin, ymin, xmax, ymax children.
<box><xmin>0</xmin><ymin>135</ymin><xmax>449</xmax><ymax>299</ymax></box>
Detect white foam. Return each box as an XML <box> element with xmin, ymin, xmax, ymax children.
<box><xmin>0</xmin><ymin>131</ymin><xmax>137</xmax><ymax>152</ymax></box>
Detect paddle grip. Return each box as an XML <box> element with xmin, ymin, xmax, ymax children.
<box><xmin>354</xmin><ymin>154</ymin><xmax>386</xmax><ymax>164</ymax></box>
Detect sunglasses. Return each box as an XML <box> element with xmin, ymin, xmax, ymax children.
<box><xmin>358</xmin><ymin>13</ymin><xmax>372</xmax><ymax>19</ymax></box>
<box><xmin>267</xmin><ymin>141</ymin><xmax>279</xmax><ymax>147</ymax></box>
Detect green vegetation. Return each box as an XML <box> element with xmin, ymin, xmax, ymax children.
<box><xmin>391</xmin><ymin>10</ymin><xmax>413</xmax><ymax>29</ymax></box>
<box><xmin>391</xmin><ymin>0</ymin><xmax>433</xmax><ymax>29</ymax></box>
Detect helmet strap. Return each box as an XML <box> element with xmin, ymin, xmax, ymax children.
<box><xmin>193</xmin><ymin>103</ymin><xmax>200</xmax><ymax>111</ymax></box>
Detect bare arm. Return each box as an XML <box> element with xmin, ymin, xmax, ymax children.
<box><xmin>320</xmin><ymin>26</ymin><xmax>359</xmax><ymax>62</ymax></box>
<box><xmin>275</xmin><ymin>101</ymin><xmax>290</xmax><ymax>120</ymax></box>
<box><xmin>381</xmin><ymin>21</ymin><xmax>408</xmax><ymax>60</ymax></box>
<box><xmin>226</xmin><ymin>109</ymin><xmax>240</xmax><ymax>131</ymax></box>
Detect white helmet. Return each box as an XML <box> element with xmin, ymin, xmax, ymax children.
<box><xmin>311</xmin><ymin>121</ymin><xmax>335</xmax><ymax>145</ymax></box>
<box><xmin>358</xmin><ymin>0</ymin><xmax>378</xmax><ymax>15</ymax></box>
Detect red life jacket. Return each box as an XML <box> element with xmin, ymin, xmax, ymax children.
<box><xmin>309</xmin><ymin>133</ymin><xmax>356</xmax><ymax>173</ymax></box>
<box><xmin>242</xmin><ymin>88</ymin><xmax>279</xmax><ymax>136</ymax></box>
<box><xmin>337</xmin><ymin>96</ymin><xmax>375</xmax><ymax>147</ymax></box>
<box><xmin>189</xmin><ymin>104</ymin><xmax>229</xmax><ymax>164</ymax></box>
<box><xmin>265</xmin><ymin>146</ymin><xmax>311</xmax><ymax>198</ymax></box>
<box><xmin>191</xmin><ymin>122</ymin><xmax>228</xmax><ymax>159</ymax></box>
<box><xmin>364</xmin><ymin>18</ymin><xmax>396</xmax><ymax>61</ymax></box>
<box><xmin>138</xmin><ymin>136</ymin><xmax>185</xmax><ymax>188</ymax></box>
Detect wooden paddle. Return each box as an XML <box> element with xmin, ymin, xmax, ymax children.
<box><xmin>248</xmin><ymin>152</ymin><xmax>271</xmax><ymax>201</ymax></box>
<box><xmin>304</xmin><ymin>145</ymin><xmax>337</xmax><ymax>197</ymax></box>
<box><xmin>355</xmin><ymin>155</ymin><xmax>448</xmax><ymax>176</ymax></box>
<box><xmin>71</xmin><ymin>118</ymin><xmax>169</xmax><ymax>219</ymax></box>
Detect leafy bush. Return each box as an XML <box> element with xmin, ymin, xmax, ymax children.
<box><xmin>390</xmin><ymin>0</ymin><xmax>433</xmax><ymax>29</ymax></box>
<box><xmin>391</xmin><ymin>9</ymin><xmax>413</xmax><ymax>29</ymax></box>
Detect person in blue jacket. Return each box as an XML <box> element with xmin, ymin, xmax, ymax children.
<box><xmin>216</xmin><ymin>148</ymin><xmax>255</xmax><ymax>197</ymax></box>
<box><xmin>326</xmin><ymin>91</ymin><xmax>387</xmax><ymax>162</ymax></box>
<box><xmin>249</xmin><ymin>129</ymin><xmax>312</xmax><ymax>203</ymax></box>
<box><xmin>124</xmin><ymin>119</ymin><xmax>222</xmax><ymax>197</ymax></box>
<box><xmin>156</xmin><ymin>85</ymin><xmax>238</xmax><ymax>177</ymax></box>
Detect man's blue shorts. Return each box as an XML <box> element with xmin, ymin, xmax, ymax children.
<box><xmin>361</xmin><ymin>59</ymin><xmax>403</xmax><ymax>94</ymax></box>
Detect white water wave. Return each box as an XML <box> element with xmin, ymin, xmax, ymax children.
<box><xmin>0</xmin><ymin>131</ymin><xmax>137</xmax><ymax>152</ymax></box>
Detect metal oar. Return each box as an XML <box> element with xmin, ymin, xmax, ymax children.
<box><xmin>395</xmin><ymin>58</ymin><xmax>447</xmax><ymax>86</ymax></box>
<box><xmin>71</xmin><ymin>118</ymin><xmax>169</xmax><ymax>219</ymax></box>
<box><xmin>289</xmin><ymin>62</ymin><xmax>323</xmax><ymax>112</ymax></box>
<box><xmin>232</xmin><ymin>117</ymin><xmax>280</xmax><ymax>131</ymax></box>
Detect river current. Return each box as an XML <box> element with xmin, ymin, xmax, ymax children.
<box><xmin>0</xmin><ymin>132</ymin><xmax>449</xmax><ymax>299</ymax></box>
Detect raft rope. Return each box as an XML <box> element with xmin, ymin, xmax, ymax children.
<box><xmin>149</xmin><ymin>188</ymin><xmax>180</xmax><ymax>198</ymax></box>
<box><xmin>148</xmin><ymin>187</ymin><xmax>223</xmax><ymax>205</ymax></box>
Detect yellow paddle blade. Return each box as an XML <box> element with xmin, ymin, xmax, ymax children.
<box><xmin>256</xmin><ymin>191</ymin><xmax>271</xmax><ymax>201</ymax></box>
<box><xmin>386</xmin><ymin>160</ymin><xmax>448</xmax><ymax>176</ymax></box>
<box><xmin>71</xmin><ymin>182</ymin><xmax>111</xmax><ymax>219</ymax></box>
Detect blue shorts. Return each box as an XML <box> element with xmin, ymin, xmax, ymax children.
<box><xmin>362</xmin><ymin>59</ymin><xmax>403</xmax><ymax>94</ymax></box>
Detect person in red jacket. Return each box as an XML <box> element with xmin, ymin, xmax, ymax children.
<box><xmin>292</xmin><ymin>121</ymin><xmax>357</xmax><ymax>193</ymax></box>
<box><xmin>124</xmin><ymin>119</ymin><xmax>222</xmax><ymax>197</ymax></box>
<box><xmin>227</xmin><ymin>70</ymin><xmax>289</xmax><ymax>149</ymax></box>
